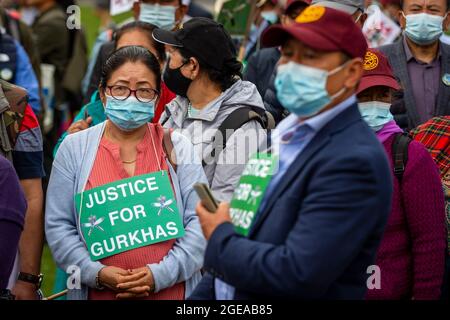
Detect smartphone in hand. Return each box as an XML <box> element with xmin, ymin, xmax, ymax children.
<box><xmin>193</xmin><ymin>183</ymin><xmax>219</xmax><ymax>213</ymax></box>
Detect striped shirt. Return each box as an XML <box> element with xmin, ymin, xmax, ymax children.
<box><xmin>12</xmin><ymin>104</ymin><xmax>45</xmax><ymax>180</ymax></box>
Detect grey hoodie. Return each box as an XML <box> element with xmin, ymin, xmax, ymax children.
<box><xmin>161</xmin><ymin>80</ymin><xmax>267</xmax><ymax>202</ymax></box>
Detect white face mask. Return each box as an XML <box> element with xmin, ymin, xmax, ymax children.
<box><xmin>139</xmin><ymin>3</ymin><xmax>177</xmax><ymax>30</ymax></box>
<box><xmin>358</xmin><ymin>101</ymin><xmax>394</xmax><ymax>132</ymax></box>
<box><xmin>275</xmin><ymin>61</ymin><xmax>347</xmax><ymax>118</ymax></box>
<box><xmin>402</xmin><ymin>12</ymin><xmax>447</xmax><ymax>45</ymax></box>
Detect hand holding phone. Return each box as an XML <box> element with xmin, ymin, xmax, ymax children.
<box><xmin>193</xmin><ymin>183</ymin><xmax>219</xmax><ymax>213</ymax></box>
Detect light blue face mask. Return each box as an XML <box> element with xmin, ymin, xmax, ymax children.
<box><xmin>139</xmin><ymin>3</ymin><xmax>177</xmax><ymax>29</ymax></box>
<box><xmin>105</xmin><ymin>95</ymin><xmax>155</xmax><ymax>132</ymax></box>
<box><xmin>358</xmin><ymin>101</ymin><xmax>394</xmax><ymax>132</ymax></box>
<box><xmin>275</xmin><ymin>61</ymin><xmax>347</xmax><ymax>118</ymax></box>
<box><xmin>261</xmin><ymin>11</ymin><xmax>279</xmax><ymax>24</ymax></box>
<box><xmin>403</xmin><ymin>12</ymin><xmax>446</xmax><ymax>45</ymax></box>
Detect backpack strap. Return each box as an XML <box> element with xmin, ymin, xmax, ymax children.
<box><xmin>202</xmin><ymin>106</ymin><xmax>270</xmax><ymax>167</ymax></box>
<box><xmin>162</xmin><ymin>128</ymin><xmax>177</xmax><ymax>172</ymax></box>
<box><xmin>392</xmin><ymin>133</ymin><xmax>412</xmax><ymax>181</ymax></box>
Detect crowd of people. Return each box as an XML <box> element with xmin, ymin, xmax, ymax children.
<box><xmin>0</xmin><ymin>0</ymin><xmax>449</xmax><ymax>301</ymax></box>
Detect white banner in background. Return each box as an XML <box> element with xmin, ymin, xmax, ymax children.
<box><xmin>110</xmin><ymin>0</ymin><xmax>135</xmax><ymax>16</ymax></box>
<box><xmin>363</xmin><ymin>5</ymin><xmax>401</xmax><ymax>48</ymax></box>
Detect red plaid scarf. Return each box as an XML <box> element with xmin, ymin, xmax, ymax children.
<box><xmin>410</xmin><ymin>116</ymin><xmax>450</xmax><ymax>178</ymax></box>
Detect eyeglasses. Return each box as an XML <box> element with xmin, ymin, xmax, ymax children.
<box><xmin>107</xmin><ymin>85</ymin><xmax>159</xmax><ymax>103</ymax></box>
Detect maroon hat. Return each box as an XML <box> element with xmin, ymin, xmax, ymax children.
<box><xmin>262</xmin><ymin>6</ymin><xmax>367</xmax><ymax>59</ymax></box>
<box><xmin>285</xmin><ymin>0</ymin><xmax>311</xmax><ymax>12</ymax></box>
<box><xmin>357</xmin><ymin>48</ymin><xmax>401</xmax><ymax>94</ymax></box>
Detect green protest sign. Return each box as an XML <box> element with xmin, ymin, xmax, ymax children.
<box><xmin>230</xmin><ymin>153</ymin><xmax>278</xmax><ymax>236</ymax></box>
<box><xmin>75</xmin><ymin>171</ymin><xmax>185</xmax><ymax>261</ymax></box>
<box><xmin>217</xmin><ymin>0</ymin><xmax>254</xmax><ymax>36</ymax></box>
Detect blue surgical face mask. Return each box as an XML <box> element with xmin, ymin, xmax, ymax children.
<box><xmin>275</xmin><ymin>61</ymin><xmax>347</xmax><ymax>118</ymax></box>
<box><xmin>403</xmin><ymin>12</ymin><xmax>446</xmax><ymax>45</ymax></box>
<box><xmin>139</xmin><ymin>3</ymin><xmax>177</xmax><ymax>29</ymax></box>
<box><xmin>261</xmin><ymin>11</ymin><xmax>279</xmax><ymax>24</ymax></box>
<box><xmin>105</xmin><ymin>95</ymin><xmax>155</xmax><ymax>132</ymax></box>
<box><xmin>358</xmin><ymin>101</ymin><xmax>394</xmax><ymax>132</ymax></box>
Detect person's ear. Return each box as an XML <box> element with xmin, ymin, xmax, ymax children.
<box><xmin>443</xmin><ymin>11</ymin><xmax>450</xmax><ymax>32</ymax></box>
<box><xmin>188</xmin><ymin>57</ymin><xmax>200</xmax><ymax>80</ymax></box>
<box><xmin>99</xmin><ymin>87</ymin><xmax>107</xmax><ymax>107</ymax></box>
<box><xmin>398</xmin><ymin>10</ymin><xmax>406</xmax><ymax>29</ymax></box>
<box><xmin>176</xmin><ymin>5</ymin><xmax>188</xmax><ymax>22</ymax></box>
<box><xmin>343</xmin><ymin>58</ymin><xmax>364</xmax><ymax>90</ymax></box>
<box><xmin>133</xmin><ymin>1</ymin><xmax>140</xmax><ymax>20</ymax></box>
<box><xmin>359</xmin><ymin>13</ymin><xmax>368</xmax><ymax>27</ymax></box>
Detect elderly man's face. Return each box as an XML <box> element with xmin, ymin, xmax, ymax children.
<box><xmin>399</xmin><ymin>0</ymin><xmax>449</xmax><ymax>30</ymax></box>
<box><xmin>278</xmin><ymin>38</ymin><xmax>364</xmax><ymax>110</ymax></box>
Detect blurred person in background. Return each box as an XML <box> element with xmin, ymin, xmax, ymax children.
<box><xmin>245</xmin><ymin>0</ymin><xmax>310</xmax><ymax>98</ymax></box>
<box><xmin>186</xmin><ymin>0</ymin><xmax>214</xmax><ymax>19</ymax></box>
<box><xmin>244</xmin><ymin>0</ymin><xmax>281</xmax><ymax>61</ymax></box>
<box><xmin>357</xmin><ymin>49</ymin><xmax>446</xmax><ymax>300</ymax></box>
<box><xmin>380</xmin><ymin>0</ymin><xmax>402</xmax><ymax>23</ymax></box>
<box><xmin>0</xmin><ymin>19</ymin><xmax>41</xmax><ymax>114</ymax></box>
<box><xmin>379</xmin><ymin>0</ymin><xmax>450</xmax><ymax>131</ymax></box>
<box><xmin>95</xmin><ymin>0</ymin><xmax>116</xmax><ymax>33</ymax></box>
<box><xmin>312</xmin><ymin>0</ymin><xmax>367</xmax><ymax>27</ymax></box>
<box><xmin>264</xmin><ymin>0</ymin><xmax>367</xmax><ymax>125</ymax></box>
<box><xmin>0</xmin><ymin>3</ymin><xmax>41</xmax><ymax>91</ymax></box>
<box><xmin>84</xmin><ymin>0</ymin><xmax>188</xmax><ymax>104</ymax></box>
<box><xmin>410</xmin><ymin>116</ymin><xmax>450</xmax><ymax>299</ymax></box>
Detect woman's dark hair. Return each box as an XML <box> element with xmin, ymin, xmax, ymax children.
<box><xmin>114</xmin><ymin>21</ymin><xmax>166</xmax><ymax>63</ymax></box>
<box><xmin>178</xmin><ymin>48</ymin><xmax>243</xmax><ymax>92</ymax></box>
<box><xmin>100</xmin><ymin>46</ymin><xmax>162</xmax><ymax>93</ymax></box>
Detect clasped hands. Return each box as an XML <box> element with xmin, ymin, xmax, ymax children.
<box><xmin>98</xmin><ymin>266</ymin><xmax>155</xmax><ymax>299</ymax></box>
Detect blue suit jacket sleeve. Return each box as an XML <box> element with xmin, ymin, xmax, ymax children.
<box><xmin>14</xmin><ymin>41</ymin><xmax>41</xmax><ymax>114</ymax></box>
<box><xmin>201</xmin><ymin>151</ymin><xmax>392</xmax><ymax>298</ymax></box>
<box><xmin>188</xmin><ymin>272</ymin><xmax>215</xmax><ymax>300</ymax></box>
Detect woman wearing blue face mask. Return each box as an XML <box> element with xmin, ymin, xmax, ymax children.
<box><xmin>45</xmin><ymin>46</ymin><xmax>207</xmax><ymax>300</ymax></box>
<box><xmin>358</xmin><ymin>49</ymin><xmax>447</xmax><ymax>300</ymax></box>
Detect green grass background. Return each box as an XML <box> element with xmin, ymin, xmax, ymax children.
<box><xmin>39</xmin><ymin>5</ymin><xmax>132</xmax><ymax>298</ymax></box>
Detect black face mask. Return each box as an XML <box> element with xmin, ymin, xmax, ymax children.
<box><xmin>163</xmin><ymin>58</ymin><xmax>192</xmax><ymax>98</ymax></box>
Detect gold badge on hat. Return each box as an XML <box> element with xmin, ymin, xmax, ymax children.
<box><xmin>363</xmin><ymin>51</ymin><xmax>379</xmax><ymax>71</ymax></box>
<box><xmin>296</xmin><ymin>6</ymin><xmax>326</xmax><ymax>24</ymax></box>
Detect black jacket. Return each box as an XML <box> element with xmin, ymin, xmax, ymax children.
<box><xmin>263</xmin><ymin>69</ymin><xmax>289</xmax><ymax>125</ymax></box>
<box><xmin>244</xmin><ymin>47</ymin><xmax>280</xmax><ymax>97</ymax></box>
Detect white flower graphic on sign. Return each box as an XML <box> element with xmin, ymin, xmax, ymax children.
<box><xmin>82</xmin><ymin>215</ymin><xmax>105</xmax><ymax>237</ymax></box>
<box><xmin>153</xmin><ymin>196</ymin><xmax>175</xmax><ymax>216</ymax></box>
<box><xmin>247</xmin><ymin>187</ymin><xmax>263</xmax><ymax>206</ymax></box>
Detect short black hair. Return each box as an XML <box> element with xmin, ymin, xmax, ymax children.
<box><xmin>178</xmin><ymin>47</ymin><xmax>242</xmax><ymax>92</ymax></box>
<box><xmin>114</xmin><ymin>21</ymin><xmax>166</xmax><ymax>63</ymax></box>
<box><xmin>400</xmin><ymin>0</ymin><xmax>450</xmax><ymax>10</ymax></box>
<box><xmin>100</xmin><ymin>46</ymin><xmax>161</xmax><ymax>93</ymax></box>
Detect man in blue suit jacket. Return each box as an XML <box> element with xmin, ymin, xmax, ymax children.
<box><xmin>191</xmin><ymin>6</ymin><xmax>393</xmax><ymax>300</ymax></box>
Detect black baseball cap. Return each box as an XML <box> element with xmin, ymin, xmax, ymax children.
<box><xmin>152</xmin><ymin>17</ymin><xmax>237</xmax><ymax>71</ymax></box>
